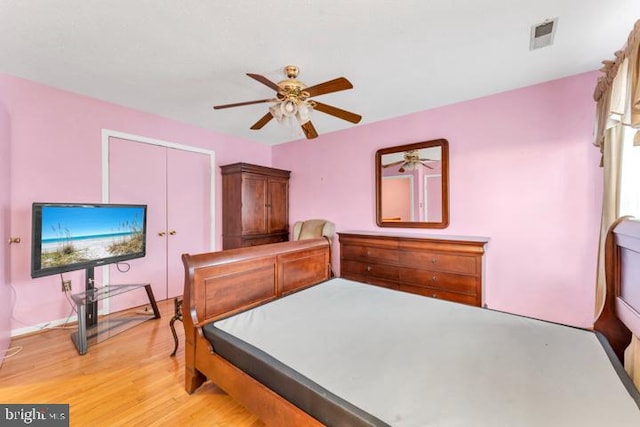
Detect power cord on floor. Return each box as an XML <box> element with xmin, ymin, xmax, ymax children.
<box><xmin>1</xmin><ymin>346</ymin><xmax>23</xmax><ymax>360</ymax></box>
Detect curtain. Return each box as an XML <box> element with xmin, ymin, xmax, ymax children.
<box><xmin>594</xmin><ymin>124</ymin><xmax>623</xmax><ymax>317</ymax></box>
<box><xmin>593</xmin><ymin>19</ymin><xmax>640</xmax><ymax>387</ymax></box>
<box><xmin>627</xmin><ymin>335</ymin><xmax>640</xmax><ymax>387</ymax></box>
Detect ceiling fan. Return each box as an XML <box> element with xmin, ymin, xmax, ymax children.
<box><xmin>213</xmin><ymin>65</ymin><xmax>362</xmax><ymax>139</ymax></box>
<box><xmin>382</xmin><ymin>150</ymin><xmax>436</xmax><ymax>173</ymax></box>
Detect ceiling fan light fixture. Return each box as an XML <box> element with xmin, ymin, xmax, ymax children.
<box><xmin>269</xmin><ymin>98</ymin><xmax>313</xmax><ymax>125</ymax></box>
<box><xmin>281</xmin><ymin>100</ymin><xmax>297</xmax><ymax>116</ymax></box>
<box><xmin>269</xmin><ymin>100</ymin><xmax>296</xmax><ymax>124</ymax></box>
<box><xmin>268</xmin><ymin>104</ymin><xmax>283</xmax><ymax>123</ymax></box>
<box><xmin>296</xmin><ymin>101</ymin><xmax>313</xmax><ymax>125</ymax></box>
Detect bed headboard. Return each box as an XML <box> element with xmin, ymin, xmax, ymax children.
<box><xmin>182</xmin><ymin>238</ymin><xmax>331</xmax><ymax>327</ymax></box>
<box><xmin>595</xmin><ymin>217</ymin><xmax>640</xmax><ymax>362</ymax></box>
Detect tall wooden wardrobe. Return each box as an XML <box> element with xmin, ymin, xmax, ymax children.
<box><xmin>221</xmin><ymin>163</ymin><xmax>290</xmax><ymax>249</ymax></box>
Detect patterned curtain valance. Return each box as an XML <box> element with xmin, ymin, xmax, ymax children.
<box><xmin>593</xmin><ymin>19</ymin><xmax>640</xmax><ymax>148</ymax></box>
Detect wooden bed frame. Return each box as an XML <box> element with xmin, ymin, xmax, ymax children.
<box><xmin>595</xmin><ymin>216</ymin><xmax>640</xmax><ymax>364</ymax></box>
<box><xmin>182</xmin><ymin>238</ymin><xmax>331</xmax><ymax>426</ymax></box>
<box><xmin>182</xmin><ymin>218</ymin><xmax>640</xmax><ymax>426</ymax></box>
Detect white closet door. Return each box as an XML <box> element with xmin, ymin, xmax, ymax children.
<box><xmin>166</xmin><ymin>147</ymin><xmax>211</xmax><ymax>298</ymax></box>
<box><xmin>108</xmin><ymin>137</ymin><xmax>212</xmax><ymax>311</ymax></box>
<box><xmin>108</xmin><ymin>138</ymin><xmax>168</xmax><ymax>310</ymax></box>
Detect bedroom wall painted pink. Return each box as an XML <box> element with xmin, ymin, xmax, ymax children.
<box><xmin>273</xmin><ymin>71</ymin><xmax>603</xmax><ymax>328</ymax></box>
<box><xmin>0</xmin><ymin>74</ymin><xmax>272</xmax><ymax>332</ymax></box>
<box><xmin>0</xmin><ymin>99</ymin><xmax>11</xmax><ymax>362</ymax></box>
<box><xmin>1</xmin><ymin>71</ymin><xmax>602</xmax><ymax>333</ymax></box>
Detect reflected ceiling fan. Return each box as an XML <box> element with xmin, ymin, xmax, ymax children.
<box><xmin>213</xmin><ymin>65</ymin><xmax>362</xmax><ymax>139</ymax></box>
<box><xmin>382</xmin><ymin>150</ymin><xmax>436</xmax><ymax>173</ymax></box>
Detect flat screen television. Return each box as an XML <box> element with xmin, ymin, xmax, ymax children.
<box><xmin>31</xmin><ymin>202</ymin><xmax>148</xmax><ymax>279</ymax></box>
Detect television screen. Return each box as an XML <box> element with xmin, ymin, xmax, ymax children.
<box><xmin>31</xmin><ymin>203</ymin><xmax>147</xmax><ymax>278</ymax></box>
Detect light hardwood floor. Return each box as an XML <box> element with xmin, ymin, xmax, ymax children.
<box><xmin>0</xmin><ymin>299</ymin><xmax>265</xmax><ymax>427</ymax></box>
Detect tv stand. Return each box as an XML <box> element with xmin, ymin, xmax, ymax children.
<box><xmin>70</xmin><ymin>281</ymin><xmax>160</xmax><ymax>355</ymax></box>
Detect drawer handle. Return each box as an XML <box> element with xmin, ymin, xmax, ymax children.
<box><xmin>432</xmin><ymin>294</ymin><xmax>438</xmax><ymax>298</ymax></box>
<box><xmin>367</xmin><ymin>265</ymin><xmax>372</xmax><ymax>272</ymax></box>
<box><xmin>431</xmin><ymin>275</ymin><xmax>438</xmax><ymax>282</ymax></box>
<box><xmin>366</xmin><ymin>250</ymin><xmax>371</xmax><ymax>257</ymax></box>
<box><xmin>431</xmin><ymin>257</ymin><xmax>438</xmax><ymax>264</ymax></box>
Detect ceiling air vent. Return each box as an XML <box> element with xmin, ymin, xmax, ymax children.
<box><xmin>530</xmin><ymin>18</ymin><xmax>558</xmax><ymax>50</ymax></box>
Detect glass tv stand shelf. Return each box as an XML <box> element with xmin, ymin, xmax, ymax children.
<box><xmin>70</xmin><ymin>283</ymin><xmax>161</xmax><ymax>355</ymax></box>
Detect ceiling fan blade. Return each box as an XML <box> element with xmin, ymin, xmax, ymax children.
<box><xmin>312</xmin><ymin>101</ymin><xmax>362</xmax><ymax>124</ymax></box>
<box><xmin>213</xmin><ymin>98</ymin><xmax>274</xmax><ymax>109</ymax></box>
<box><xmin>246</xmin><ymin>73</ymin><xmax>281</xmax><ymax>92</ymax></box>
<box><xmin>250</xmin><ymin>112</ymin><xmax>274</xmax><ymax>130</ymax></box>
<box><xmin>382</xmin><ymin>160</ymin><xmax>404</xmax><ymax>168</ymax></box>
<box><xmin>305</xmin><ymin>77</ymin><xmax>353</xmax><ymax>97</ymax></box>
<box><xmin>420</xmin><ymin>161</ymin><xmax>434</xmax><ymax>169</ymax></box>
<box><xmin>301</xmin><ymin>121</ymin><xmax>318</xmax><ymax>139</ymax></box>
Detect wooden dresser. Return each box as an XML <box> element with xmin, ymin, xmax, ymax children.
<box><xmin>338</xmin><ymin>231</ymin><xmax>488</xmax><ymax>306</ymax></box>
<box><xmin>221</xmin><ymin>163</ymin><xmax>290</xmax><ymax>249</ymax></box>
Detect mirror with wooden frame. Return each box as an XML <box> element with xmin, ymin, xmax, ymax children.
<box><xmin>376</xmin><ymin>139</ymin><xmax>449</xmax><ymax>228</ymax></box>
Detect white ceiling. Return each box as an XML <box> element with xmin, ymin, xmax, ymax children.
<box><xmin>0</xmin><ymin>1</ymin><xmax>638</xmax><ymax>145</ymax></box>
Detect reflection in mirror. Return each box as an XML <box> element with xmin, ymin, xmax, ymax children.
<box><xmin>376</xmin><ymin>139</ymin><xmax>449</xmax><ymax>228</ymax></box>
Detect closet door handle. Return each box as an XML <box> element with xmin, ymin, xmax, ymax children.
<box><xmin>169</xmin><ymin>230</ymin><xmax>177</xmax><ymax>235</ymax></box>
<box><xmin>158</xmin><ymin>231</ymin><xmax>166</xmax><ymax>237</ymax></box>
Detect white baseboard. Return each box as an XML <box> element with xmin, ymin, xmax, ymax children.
<box><xmin>10</xmin><ymin>309</ymin><xmax>108</xmax><ymax>338</ymax></box>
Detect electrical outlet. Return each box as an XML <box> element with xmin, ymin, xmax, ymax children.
<box><xmin>62</xmin><ymin>280</ymin><xmax>72</xmax><ymax>293</ymax></box>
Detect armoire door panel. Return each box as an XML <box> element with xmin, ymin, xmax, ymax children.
<box><xmin>268</xmin><ymin>178</ymin><xmax>289</xmax><ymax>233</ymax></box>
<box><xmin>108</xmin><ymin>138</ymin><xmax>168</xmax><ymax>311</ymax></box>
<box><xmin>241</xmin><ymin>174</ymin><xmax>268</xmax><ymax>235</ymax></box>
<box><xmin>166</xmin><ymin>148</ymin><xmax>211</xmax><ymax>298</ymax></box>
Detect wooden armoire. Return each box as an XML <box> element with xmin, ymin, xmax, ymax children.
<box><xmin>221</xmin><ymin>162</ymin><xmax>290</xmax><ymax>249</ymax></box>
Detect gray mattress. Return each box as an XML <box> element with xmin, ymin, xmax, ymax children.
<box><xmin>205</xmin><ymin>278</ymin><xmax>640</xmax><ymax>427</ymax></box>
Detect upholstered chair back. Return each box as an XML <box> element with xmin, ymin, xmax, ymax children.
<box><xmin>292</xmin><ymin>219</ymin><xmax>335</xmax><ymax>241</ymax></box>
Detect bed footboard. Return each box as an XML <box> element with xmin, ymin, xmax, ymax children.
<box><xmin>181</xmin><ymin>238</ymin><xmax>331</xmax><ymax>397</ymax></box>
<box><xmin>595</xmin><ymin>216</ymin><xmax>640</xmax><ymax>386</ymax></box>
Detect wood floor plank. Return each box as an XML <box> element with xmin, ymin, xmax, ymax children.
<box><xmin>0</xmin><ymin>299</ymin><xmax>264</xmax><ymax>426</ymax></box>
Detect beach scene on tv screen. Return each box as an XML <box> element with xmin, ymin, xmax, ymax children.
<box><xmin>40</xmin><ymin>206</ymin><xmax>145</xmax><ymax>268</ymax></box>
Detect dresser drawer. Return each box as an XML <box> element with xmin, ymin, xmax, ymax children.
<box><xmin>395</xmin><ymin>283</ymin><xmax>480</xmax><ymax>306</ymax></box>
<box><xmin>340</xmin><ymin>272</ymin><xmax>397</xmax><ymax>290</ymax></box>
<box><xmin>341</xmin><ymin>244</ymin><xmax>400</xmax><ymax>263</ymax></box>
<box><xmin>341</xmin><ymin>259</ymin><xmax>400</xmax><ymax>281</ymax></box>
<box><xmin>400</xmin><ymin>251</ymin><xmax>477</xmax><ymax>275</ymax></box>
<box><xmin>399</xmin><ymin>269</ymin><xmax>478</xmax><ymax>295</ymax></box>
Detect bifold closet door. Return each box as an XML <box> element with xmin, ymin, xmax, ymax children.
<box><xmin>165</xmin><ymin>147</ymin><xmax>211</xmax><ymax>298</ymax></box>
<box><xmin>107</xmin><ymin>137</ymin><xmax>211</xmax><ymax>312</ymax></box>
<box><xmin>108</xmin><ymin>138</ymin><xmax>168</xmax><ymax>311</ymax></box>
